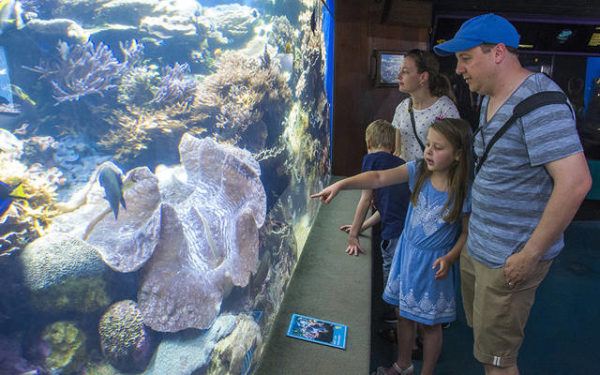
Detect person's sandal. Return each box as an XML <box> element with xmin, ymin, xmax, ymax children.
<box><xmin>391</xmin><ymin>362</ymin><xmax>414</xmax><ymax>375</ymax></box>
<box><xmin>372</xmin><ymin>362</ymin><xmax>414</xmax><ymax>375</ymax></box>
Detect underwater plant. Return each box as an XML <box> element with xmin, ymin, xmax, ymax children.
<box><xmin>32</xmin><ymin>40</ymin><xmax>124</xmax><ymax>104</ymax></box>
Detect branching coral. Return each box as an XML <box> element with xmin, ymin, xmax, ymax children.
<box><xmin>32</xmin><ymin>40</ymin><xmax>124</xmax><ymax>103</ymax></box>
<box><xmin>119</xmin><ymin>39</ymin><xmax>145</xmax><ymax>68</ymax></box>
<box><xmin>195</xmin><ymin>51</ymin><xmax>291</xmax><ymax>150</ymax></box>
<box><xmin>149</xmin><ymin>62</ymin><xmax>197</xmax><ymax>107</ymax></box>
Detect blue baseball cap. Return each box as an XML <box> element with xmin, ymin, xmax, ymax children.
<box><xmin>433</xmin><ymin>13</ymin><xmax>520</xmax><ymax>56</ymax></box>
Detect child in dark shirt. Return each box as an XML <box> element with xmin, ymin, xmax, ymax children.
<box><xmin>341</xmin><ymin>119</ymin><xmax>410</xmax><ymax>289</ymax></box>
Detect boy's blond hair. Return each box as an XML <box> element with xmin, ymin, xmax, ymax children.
<box><xmin>365</xmin><ymin>119</ymin><xmax>395</xmax><ymax>150</ymax></box>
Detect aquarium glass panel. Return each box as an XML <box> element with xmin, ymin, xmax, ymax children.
<box><xmin>0</xmin><ymin>0</ymin><xmax>331</xmax><ymax>373</ymax></box>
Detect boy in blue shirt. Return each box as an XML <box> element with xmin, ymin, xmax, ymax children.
<box><xmin>341</xmin><ymin>119</ymin><xmax>410</xmax><ymax>297</ymax></box>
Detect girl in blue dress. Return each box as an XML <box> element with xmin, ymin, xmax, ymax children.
<box><xmin>312</xmin><ymin>118</ymin><xmax>472</xmax><ymax>375</ymax></box>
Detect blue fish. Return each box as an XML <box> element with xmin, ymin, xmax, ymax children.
<box><xmin>98</xmin><ymin>165</ymin><xmax>126</xmax><ymax>220</ymax></box>
<box><xmin>0</xmin><ymin>180</ymin><xmax>27</xmax><ymax>217</ymax></box>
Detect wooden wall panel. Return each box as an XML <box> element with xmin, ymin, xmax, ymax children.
<box><xmin>333</xmin><ymin>1</ymin><xmax>432</xmax><ymax>176</ymax></box>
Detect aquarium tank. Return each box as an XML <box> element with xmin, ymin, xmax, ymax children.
<box><xmin>0</xmin><ymin>0</ymin><xmax>333</xmax><ymax>373</ymax></box>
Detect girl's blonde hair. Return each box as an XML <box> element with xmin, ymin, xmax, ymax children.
<box><xmin>410</xmin><ymin>118</ymin><xmax>472</xmax><ymax>223</ymax></box>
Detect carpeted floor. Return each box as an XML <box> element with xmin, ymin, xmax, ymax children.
<box><xmin>370</xmin><ymin>202</ymin><xmax>600</xmax><ymax>374</ymax></box>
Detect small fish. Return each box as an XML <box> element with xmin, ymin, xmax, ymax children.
<box><xmin>0</xmin><ymin>181</ymin><xmax>27</xmax><ymax>218</ymax></box>
<box><xmin>12</xmin><ymin>122</ymin><xmax>28</xmax><ymax>135</ymax></box>
<box><xmin>0</xmin><ymin>0</ymin><xmax>23</xmax><ymax>34</ymax></box>
<box><xmin>284</xmin><ymin>42</ymin><xmax>292</xmax><ymax>54</ymax></box>
<box><xmin>11</xmin><ymin>84</ymin><xmax>35</xmax><ymax>106</ymax></box>
<box><xmin>57</xmin><ymin>40</ymin><xmax>69</xmax><ymax>61</ymax></box>
<box><xmin>261</xmin><ymin>44</ymin><xmax>270</xmax><ymax>69</ymax></box>
<box><xmin>310</xmin><ymin>4</ymin><xmax>317</xmax><ymax>34</ymax></box>
<box><xmin>98</xmin><ymin>165</ymin><xmax>126</xmax><ymax>220</ymax></box>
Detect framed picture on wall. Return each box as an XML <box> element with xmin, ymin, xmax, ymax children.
<box><xmin>371</xmin><ymin>50</ymin><xmax>405</xmax><ymax>87</ymax></box>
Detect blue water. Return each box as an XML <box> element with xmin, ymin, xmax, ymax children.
<box><xmin>0</xmin><ymin>1</ymin><xmax>332</xmax><ymax>373</ymax></box>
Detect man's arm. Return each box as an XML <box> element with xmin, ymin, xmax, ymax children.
<box><xmin>346</xmin><ymin>189</ymin><xmax>373</xmax><ymax>256</ymax></box>
<box><xmin>504</xmin><ymin>152</ymin><xmax>591</xmax><ymax>284</ymax></box>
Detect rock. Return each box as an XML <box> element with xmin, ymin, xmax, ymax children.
<box><xmin>143</xmin><ymin>314</ymin><xmax>236</xmax><ymax>375</ymax></box>
<box><xmin>199</xmin><ymin>4</ymin><xmax>260</xmax><ymax>46</ymax></box>
<box><xmin>140</xmin><ymin>16</ymin><xmax>198</xmax><ymax>40</ymax></box>
<box><xmin>99</xmin><ymin>300</ymin><xmax>154</xmax><ymax>372</ymax></box>
<box><xmin>25</xmin><ymin>18</ymin><xmax>89</xmax><ymax>43</ymax></box>
<box><xmin>207</xmin><ymin>314</ymin><xmax>262</xmax><ymax>375</ymax></box>
<box><xmin>96</xmin><ymin>0</ymin><xmax>160</xmax><ymax>25</ymax></box>
<box><xmin>0</xmin><ymin>129</ymin><xmax>23</xmax><ymax>159</ymax></box>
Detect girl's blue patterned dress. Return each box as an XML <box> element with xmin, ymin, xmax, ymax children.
<box><xmin>383</xmin><ymin>160</ymin><xmax>470</xmax><ymax>325</ymax></box>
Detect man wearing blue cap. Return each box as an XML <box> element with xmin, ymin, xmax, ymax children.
<box><xmin>434</xmin><ymin>13</ymin><xmax>591</xmax><ymax>375</ymax></box>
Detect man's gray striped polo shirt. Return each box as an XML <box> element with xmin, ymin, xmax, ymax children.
<box><xmin>467</xmin><ymin>73</ymin><xmax>583</xmax><ymax>268</ymax></box>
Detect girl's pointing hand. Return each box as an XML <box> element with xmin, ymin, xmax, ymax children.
<box><xmin>310</xmin><ymin>183</ymin><xmax>340</xmax><ymax>204</ymax></box>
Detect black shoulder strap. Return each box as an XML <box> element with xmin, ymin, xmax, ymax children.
<box><xmin>475</xmin><ymin>91</ymin><xmax>570</xmax><ymax>175</ymax></box>
<box><xmin>408</xmin><ymin>98</ymin><xmax>425</xmax><ymax>152</ymax></box>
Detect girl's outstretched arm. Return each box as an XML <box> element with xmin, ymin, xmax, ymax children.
<box><xmin>311</xmin><ymin>165</ymin><xmax>409</xmax><ymax>204</ymax></box>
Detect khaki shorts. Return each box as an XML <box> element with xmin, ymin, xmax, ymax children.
<box><xmin>460</xmin><ymin>249</ymin><xmax>552</xmax><ymax>367</ymax></box>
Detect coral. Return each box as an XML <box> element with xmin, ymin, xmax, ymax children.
<box><xmin>117</xmin><ymin>65</ymin><xmax>160</xmax><ymax>106</ymax></box>
<box><xmin>149</xmin><ymin>62</ymin><xmax>197</xmax><ymax>107</ymax></box>
<box><xmin>269</xmin><ymin>15</ymin><xmax>297</xmax><ymax>53</ymax></box>
<box><xmin>32</xmin><ymin>40</ymin><xmax>124</xmax><ymax>103</ymax></box>
<box><xmin>99</xmin><ymin>300</ymin><xmax>154</xmax><ymax>372</ymax></box>
<box><xmin>21</xmin><ymin>233</ymin><xmax>111</xmax><ymax>314</ymax></box>
<box><xmin>199</xmin><ymin>4</ymin><xmax>260</xmax><ymax>46</ymax></box>
<box><xmin>0</xmin><ymin>156</ymin><xmax>61</xmax><ymax>255</ymax></box>
<box><xmin>41</xmin><ymin>321</ymin><xmax>87</xmax><ymax>374</ymax></box>
<box><xmin>283</xmin><ymin>103</ymin><xmax>319</xmax><ymax>182</ymax></box>
<box><xmin>98</xmin><ymin>105</ymin><xmax>194</xmax><ymax>162</ymax></box>
<box><xmin>195</xmin><ymin>51</ymin><xmax>291</xmax><ymax>151</ymax></box>
<box><xmin>119</xmin><ymin>39</ymin><xmax>145</xmax><ymax>68</ymax></box>
<box><xmin>295</xmin><ymin>8</ymin><xmax>325</xmax><ymax>108</ymax></box>
<box><xmin>32</xmin><ymin>277</ymin><xmax>111</xmax><ymax>314</ymax></box>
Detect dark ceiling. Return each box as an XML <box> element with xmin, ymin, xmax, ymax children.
<box><xmin>432</xmin><ymin>0</ymin><xmax>600</xmax><ymax>19</ymax></box>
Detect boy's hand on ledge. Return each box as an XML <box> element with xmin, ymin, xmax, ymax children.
<box><xmin>346</xmin><ymin>236</ymin><xmax>365</xmax><ymax>256</ymax></box>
